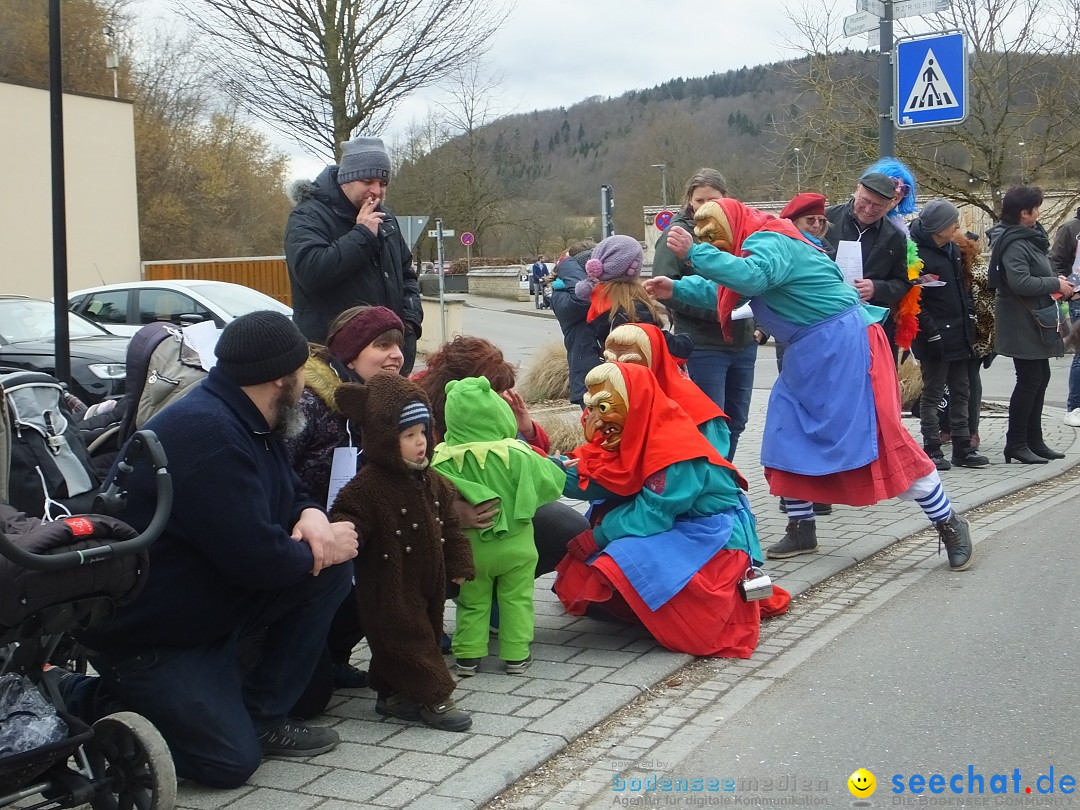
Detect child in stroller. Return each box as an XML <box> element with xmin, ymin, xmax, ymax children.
<box><xmin>0</xmin><ymin>430</ymin><xmax>175</xmax><ymax>810</ymax></box>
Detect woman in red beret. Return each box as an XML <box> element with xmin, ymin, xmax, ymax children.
<box><xmin>780</xmin><ymin>192</ymin><xmax>829</xmax><ymax>246</ymax></box>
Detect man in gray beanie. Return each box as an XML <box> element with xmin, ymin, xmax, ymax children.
<box><xmin>908</xmin><ymin>199</ymin><xmax>988</xmax><ymax>470</ymax></box>
<box><xmin>285</xmin><ymin>135</ymin><xmax>423</xmax><ymax>372</ymax></box>
<box><xmin>68</xmin><ymin>310</ymin><xmax>359</xmax><ymax>787</ymax></box>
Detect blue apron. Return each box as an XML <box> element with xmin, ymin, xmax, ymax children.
<box><xmin>750</xmin><ymin>301</ymin><xmax>879</xmax><ymax>475</ymax></box>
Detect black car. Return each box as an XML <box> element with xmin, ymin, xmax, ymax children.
<box><xmin>0</xmin><ymin>296</ymin><xmax>127</xmax><ymax>405</ymax></box>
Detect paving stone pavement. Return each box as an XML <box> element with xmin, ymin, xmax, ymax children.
<box><xmin>173</xmin><ymin>402</ymin><xmax>1080</xmax><ymax>810</ymax></box>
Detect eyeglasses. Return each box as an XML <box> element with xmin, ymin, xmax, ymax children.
<box><xmin>805</xmin><ymin>217</ymin><xmax>827</xmax><ymax>226</ymax></box>
<box><xmin>854</xmin><ymin>191</ymin><xmax>890</xmax><ymax>211</ymax></box>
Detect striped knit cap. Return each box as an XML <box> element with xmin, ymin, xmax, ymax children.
<box><xmin>399</xmin><ymin>400</ymin><xmax>430</xmax><ymax>432</ymax></box>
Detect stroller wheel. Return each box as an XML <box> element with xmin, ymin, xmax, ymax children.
<box><xmin>87</xmin><ymin>711</ymin><xmax>177</xmax><ymax>810</ymax></box>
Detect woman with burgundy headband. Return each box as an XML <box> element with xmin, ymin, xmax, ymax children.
<box><xmin>286</xmin><ymin>304</ymin><xmax>406</xmax><ymax>701</ymax></box>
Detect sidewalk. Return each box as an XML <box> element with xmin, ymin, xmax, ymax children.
<box><xmin>174</xmin><ymin>388</ymin><xmax>1080</xmax><ymax>810</ymax></box>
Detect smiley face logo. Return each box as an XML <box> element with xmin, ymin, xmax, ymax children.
<box><xmin>848</xmin><ymin>768</ymin><xmax>876</xmax><ymax>798</ymax></box>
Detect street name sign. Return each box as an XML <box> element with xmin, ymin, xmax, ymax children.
<box><xmin>858</xmin><ymin>0</ymin><xmax>950</xmax><ymax>17</ymax></box>
<box><xmin>895</xmin><ymin>30</ymin><xmax>967</xmax><ymax>129</ymax></box>
<box><xmin>894</xmin><ymin>0</ymin><xmax>951</xmax><ymax>18</ymax></box>
<box><xmin>843</xmin><ymin>10</ymin><xmax>879</xmax><ymax>35</ymax></box>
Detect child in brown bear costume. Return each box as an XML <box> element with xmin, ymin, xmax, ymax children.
<box><xmin>331</xmin><ymin>372</ymin><xmax>475</xmax><ymax>732</ymax></box>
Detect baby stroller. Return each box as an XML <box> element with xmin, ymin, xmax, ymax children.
<box><xmin>0</xmin><ymin>430</ymin><xmax>175</xmax><ymax>810</ymax></box>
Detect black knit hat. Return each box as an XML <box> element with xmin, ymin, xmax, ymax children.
<box><xmin>215</xmin><ymin>311</ymin><xmax>309</xmax><ymax>386</ymax></box>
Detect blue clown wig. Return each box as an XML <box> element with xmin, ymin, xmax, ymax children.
<box><xmin>864</xmin><ymin>158</ymin><xmax>917</xmax><ymax>215</ymax></box>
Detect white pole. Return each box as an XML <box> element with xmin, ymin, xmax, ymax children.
<box><xmin>435</xmin><ymin>219</ymin><xmax>447</xmax><ymax>343</ymax></box>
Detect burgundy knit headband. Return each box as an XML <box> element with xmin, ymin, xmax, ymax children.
<box><xmin>327</xmin><ymin>306</ymin><xmax>404</xmax><ymax>363</ymax></box>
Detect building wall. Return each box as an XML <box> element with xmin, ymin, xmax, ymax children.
<box><xmin>0</xmin><ymin>82</ymin><xmax>140</xmax><ymax>300</ymax></box>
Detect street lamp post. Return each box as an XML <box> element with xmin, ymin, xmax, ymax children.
<box><xmin>793</xmin><ymin>148</ymin><xmax>802</xmax><ymax>191</ymax></box>
<box><xmin>103</xmin><ymin>25</ymin><xmax>119</xmax><ymax>98</ymax></box>
<box><xmin>1018</xmin><ymin>140</ymin><xmax>1026</xmax><ymax>183</ymax></box>
<box><xmin>650</xmin><ymin>163</ymin><xmax>668</xmax><ymax>207</ymax></box>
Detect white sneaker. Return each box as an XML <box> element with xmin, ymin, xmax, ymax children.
<box><xmin>1064</xmin><ymin>409</ymin><xmax>1080</xmax><ymax>427</ymax></box>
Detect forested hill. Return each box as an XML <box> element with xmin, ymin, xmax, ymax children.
<box><xmin>390</xmin><ymin>50</ymin><xmax>881</xmax><ymax>242</ymax></box>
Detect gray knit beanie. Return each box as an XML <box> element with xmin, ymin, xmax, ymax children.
<box><xmin>215</xmin><ymin>311</ymin><xmax>309</xmax><ymax>386</ymax></box>
<box><xmin>337</xmin><ymin>136</ymin><xmax>392</xmax><ymax>185</ymax></box>
<box><xmin>919</xmin><ymin>199</ymin><xmax>960</xmax><ymax>234</ymax></box>
<box><xmin>574</xmin><ymin>235</ymin><xmax>644</xmax><ymax>300</ymax></box>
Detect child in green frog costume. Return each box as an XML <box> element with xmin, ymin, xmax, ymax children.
<box><xmin>432</xmin><ymin>376</ymin><xmax>566</xmax><ymax>676</ymax></box>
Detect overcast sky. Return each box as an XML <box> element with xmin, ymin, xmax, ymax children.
<box><xmin>132</xmin><ymin>0</ymin><xmax>817</xmax><ymax>179</ymax></box>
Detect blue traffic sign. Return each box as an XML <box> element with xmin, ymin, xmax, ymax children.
<box><xmin>655</xmin><ymin>211</ymin><xmax>674</xmax><ymax>230</ymax></box>
<box><xmin>894</xmin><ymin>31</ymin><xmax>967</xmax><ymax>129</ymax></box>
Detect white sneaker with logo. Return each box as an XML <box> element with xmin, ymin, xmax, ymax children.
<box><xmin>1064</xmin><ymin>409</ymin><xmax>1080</xmax><ymax>427</ymax></box>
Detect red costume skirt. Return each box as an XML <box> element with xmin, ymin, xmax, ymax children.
<box><xmin>554</xmin><ymin>548</ymin><xmax>772</xmax><ymax>658</ymax></box>
<box><xmin>765</xmin><ymin>323</ymin><xmax>934</xmax><ymax>506</ymax></box>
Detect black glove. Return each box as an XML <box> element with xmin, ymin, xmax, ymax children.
<box><xmin>921</xmin><ymin>338</ymin><xmax>944</xmax><ymax>361</ymax></box>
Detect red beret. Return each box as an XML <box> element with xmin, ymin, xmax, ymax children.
<box><xmin>780</xmin><ymin>192</ymin><xmax>826</xmax><ymax>221</ymax></box>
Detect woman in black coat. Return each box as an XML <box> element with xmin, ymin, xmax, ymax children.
<box><xmin>991</xmin><ymin>186</ymin><xmax>1075</xmax><ymax>463</ymax></box>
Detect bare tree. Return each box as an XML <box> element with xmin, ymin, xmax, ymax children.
<box><xmin>391</xmin><ymin>63</ymin><xmax>532</xmax><ymax>256</ymax></box>
<box><xmin>779</xmin><ymin>0</ymin><xmax>1080</xmax><ymax>220</ymax></box>
<box><xmin>176</xmin><ymin>0</ymin><xmax>508</xmax><ymax>159</ymax></box>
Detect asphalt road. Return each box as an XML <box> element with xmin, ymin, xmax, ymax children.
<box><xmin>459</xmin><ymin>302</ymin><xmax>1078</xmax><ymax>409</ymax></box>
<box><xmin>670</xmin><ymin>480</ymin><xmax>1080</xmax><ymax>806</ymax></box>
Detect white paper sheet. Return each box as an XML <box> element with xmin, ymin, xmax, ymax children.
<box><xmin>731</xmin><ymin>302</ymin><xmax>753</xmax><ymax>321</ymax></box>
<box><xmin>182</xmin><ymin>321</ymin><xmax>223</xmax><ymax>369</ymax></box>
<box><xmin>326</xmin><ymin>447</ymin><xmax>360</xmax><ymax>511</ymax></box>
<box><xmin>835</xmin><ymin>240</ymin><xmax>864</xmax><ymax>285</ymax></box>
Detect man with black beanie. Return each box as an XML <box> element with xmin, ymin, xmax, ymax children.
<box><xmin>285</xmin><ymin>135</ymin><xmax>424</xmax><ymax>373</ymax></box>
<box><xmin>69</xmin><ymin>311</ymin><xmax>359</xmax><ymax>788</ymax></box>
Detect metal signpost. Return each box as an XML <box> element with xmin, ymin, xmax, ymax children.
<box><xmin>460</xmin><ymin>231</ymin><xmax>474</xmax><ymax>275</ymax></box>
<box><xmin>599</xmin><ymin>185</ymin><xmax>615</xmax><ymax>239</ymax></box>
<box><xmin>895</xmin><ymin>31</ymin><xmax>968</xmax><ymax>129</ymax></box>
<box><xmin>842</xmin><ymin>0</ymin><xmax>955</xmax><ymax>157</ymax></box>
<box><xmin>428</xmin><ymin>220</ymin><xmax>455</xmax><ymax>342</ymax></box>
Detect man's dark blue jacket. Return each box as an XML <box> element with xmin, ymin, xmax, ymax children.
<box><xmin>81</xmin><ymin>370</ymin><xmax>321</xmax><ymax>653</ymax></box>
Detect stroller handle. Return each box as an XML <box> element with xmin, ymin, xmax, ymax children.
<box><xmin>0</xmin><ymin>430</ymin><xmax>172</xmax><ymax>572</ymax></box>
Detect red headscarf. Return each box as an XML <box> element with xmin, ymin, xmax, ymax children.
<box><xmin>624</xmin><ymin>323</ymin><xmax>727</xmax><ymax>428</ymax></box>
<box><xmin>569</xmin><ymin>362</ymin><xmax>743</xmax><ymax>497</ymax></box>
<box><xmin>699</xmin><ymin>198</ymin><xmax>822</xmax><ymax>340</ymax></box>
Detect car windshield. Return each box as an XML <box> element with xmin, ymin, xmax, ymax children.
<box><xmin>0</xmin><ymin>298</ymin><xmax>110</xmax><ymax>343</ymax></box>
<box><xmin>185</xmin><ymin>283</ymin><xmax>291</xmax><ymax>317</ymax></box>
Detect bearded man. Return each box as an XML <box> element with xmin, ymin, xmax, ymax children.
<box><xmin>65</xmin><ymin>311</ymin><xmax>358</xmax><ymax>789</ymax></box>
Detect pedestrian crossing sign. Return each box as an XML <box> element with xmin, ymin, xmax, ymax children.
<box><xmin>894</xmin><ymin>31</ymin><xmax>967</xmax><ymax>129</ymax></box>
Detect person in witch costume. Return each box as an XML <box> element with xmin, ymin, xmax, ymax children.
<box><xmin>554</xmin><ymin>361</ymin><xmax>764</xmax><ymax>658</ymax></box>
<box><xmin>604</xmin><ymin>321</ymin><xmax>730</xmax><ymax>456</ymax></box>
<box><xmin>643</xmin><ymin>198</ymin><xmax>974</xmax><ymax>572</ymax></box>
<box><xmin>602</xmin><ymin>322</ymin><xmax>791</xmax><ymax>619</ymax></box>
